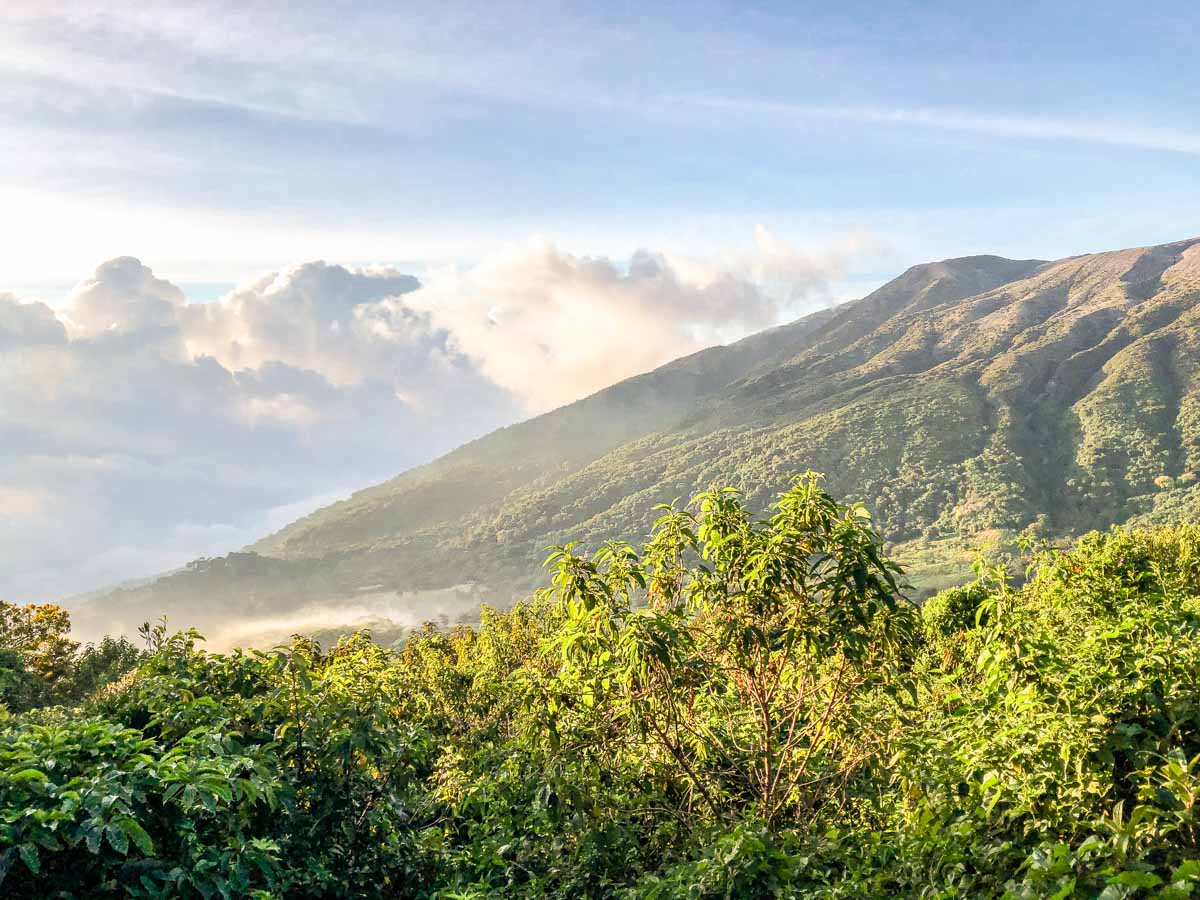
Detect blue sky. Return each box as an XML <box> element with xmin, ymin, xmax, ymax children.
<box><xmin>2</xmin><ymin>1</ymin><xmax>1199</xmax><ymax>604</ymax></box>
<box><xmin>2</xmin><ymin>1</ymin><xmax>1197</xmax><ymax>294</ymax></box>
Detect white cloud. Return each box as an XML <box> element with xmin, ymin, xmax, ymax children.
<box><xmin>183</xmin><ymin>261</ymin><xmax>421</xmax><ymax>384</ymax></box>
<box><xmin>0</xmin><ymin>257</ymin><xmax>520</xmax><ymax>602</ymax></box>
<box><xmin>0</xmin><ymin>292</ymin><xmax>66</xmax><ymax>348</ymax></box>
<box><xmin>408</xmin><ymin>230</ymin><xmax>852</xmax><ymax>410</ymax></box>
<box><xmin>64</xmin><ymin>256</ymin><xmax>186</xmax><ymax>337</ymax></box>
<box><xmin>0</xmin><ymin>2</ymin><xmax>593</xmax><ymax>125</ymax></box>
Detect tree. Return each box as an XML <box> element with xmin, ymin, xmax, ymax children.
<box><xmin>0</xmin><ymin>601</ymin><xmax>79</xmax><ymax>708</ymax></box>
<box><xmin>546</xmin><ymin>473</ymin><xmax>913</xmax><ymax>829</ymax></box>
<box><xmin>66</xmin><ymin>636</ymin><xmax>143</xmax><ymax>699</ymax></box>
<box><xmin>0</xmin><ymin>646</ymin><xmax>42</xmax><ymax>711</ymax></box>
<box><xmin>0</xmin><ymin>603</ymin><xmax>141</xmax><ymax>710</ymax></box>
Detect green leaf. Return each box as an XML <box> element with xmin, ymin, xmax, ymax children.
<box><xmin>18</xmin><ymin>843</ymin><xmax>39</xmax><ymax>874</ymax></box>
<box><xmin>106</xmin><ymin>823</ymin><xmax>130</xmax><ymax>855</ymax></box>
<box><xmin>118</xmin><ymin>817</ymin><xmax>155</xmax><ymax>856</ymax></box>
<box><xmin>1172</xmin><ymin>860</ymin><xmax>1200</xmax><ymax>883</ymax></box>
<box><xmin>9</xmin><ymin>769</ymin><xmax>48</xmax><ymax>784</ymax></box>
<box><xmin>1109</xmin><ymin>871</ymin><xmax>1163</xmax><ymax>888</ymax></box>
<box><xmin>31</xmin><ymin>831</ymin><xmax>61</xmax><ymax>851</ymax></box>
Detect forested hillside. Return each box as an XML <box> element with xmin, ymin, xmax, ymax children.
<box><xmin>77</xmin><ymin>238</ymin><xmax>1200</xmax><ymax>643</ymax></box>
<box><xmin>8</xmin><ymin>478</ymin><xmax>1200</xmax><ymax>897</ymax></box>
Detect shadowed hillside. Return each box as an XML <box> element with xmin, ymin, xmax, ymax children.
<box><xmin>75</xmin><ymin>238</ymin><xmax>1200</xmax><ymax>642</ymax></box>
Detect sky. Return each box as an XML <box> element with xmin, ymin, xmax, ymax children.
<box><xmin>1</xmin><ymin>0</ymin><xmax>1198</xmax><ymax>603</ymax></box>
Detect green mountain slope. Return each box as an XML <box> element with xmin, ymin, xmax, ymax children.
<box><xmin>76</xmin><ymin>238</ymin><xmax>1200</xmax><ymax>643</ymax></box>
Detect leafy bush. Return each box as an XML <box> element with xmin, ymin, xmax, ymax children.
<box><xmin>7</xmin><ymin>479</ymin><xmax>1200</xmax><ymax>896</ymax></box>
<box><xmin>0</xmin><ymin>716</ymin><xmax>282</xmax><ymax>898</ymax></box>
<box><xmin>920</xmin><ymin>579</ymin><xmax>990</xmax><ymax>639</ymax></box>
<box><xmin>0</xmin><ymin>601</ymin><xmax>142</xmax><ymax>712</ymax></box>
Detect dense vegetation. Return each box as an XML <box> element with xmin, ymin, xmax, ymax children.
<box><xmin>1</xmin><ymin>600</ymin><xmax>142</xmax><ymax>713</ymax></box>
<box><xmin>8</xmin><ymin>475</ymin><xmax>1200</xmax><ymax>897</ymax></box>
<box><xmin>79</xmin><ymin>238</ymin><xmax>1200</xmax><ymax>644</ymax></box>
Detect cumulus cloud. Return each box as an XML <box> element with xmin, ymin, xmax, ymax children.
<box><xmin>0</xmin><ymin>257</ymin><xmax>520</xmax><ymax>603</ymax></box>
<box><xmin>64</xmin><ymin>256</ymin><xmax>186</xmax><ymax>338</ymax></box>
<box><xmin>0</xmin><ymin>230</ymin><xmax>859</xmax><ymax>606</ymax></box>
<box><xmin>0</xmin><ymin>293</ymin><xmax>66</xmax><ymax>348</ymax></box>
<box><xmin>409</xmin><ymin>228</ymin><xmax>850</xmax><ymax>410</ymax></box>
<box><xmin>181</xmin><ymin>262</ymin><xmax>420</xmax><ymax>380</ymax></box>
<box><xmin>178</xmin><ymin>261</ymin><xmax>494</xmax><ymax>417</ymax></box>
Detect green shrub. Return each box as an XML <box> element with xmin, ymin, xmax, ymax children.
<box><xmin>0</xmin><ymin>716</ymin><xmax>282</xmax><ymax>898</ymax></box>
<box><xmin>6</xmin><ymin>483</ymin><xmax>1200</xmax><ymax>897</ymax></box>
<box><xmin>921</xmin><ymin>579</ymin><xmax>991</xmax><ymax>639</ymax></box>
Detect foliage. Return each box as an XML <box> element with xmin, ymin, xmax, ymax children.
<box><xmin>546</xmin><ymin>475</ymin><xmax>910</xmax><ymax>827</ymax></box>
<box><xmin>0</xmin><ymin>716</ymin><xmax>282</xmax><ymax>898</ymax></box>
<box><xmin>9</xmin><ymin>479</ymin><xmax>1200</xmax><ymax>896</ymax></box>
<box><xmin>0</xmin><ymin>601</ymin><xmax>78</xmax><ymax>699</ymax></box>
<box><xmin>0</xmin><ymin>601</ymin><xmax>141</xmax><ymax>712</ymax></box>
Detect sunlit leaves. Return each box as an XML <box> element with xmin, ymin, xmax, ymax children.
<box><xmin>544</xmin><ymin>473</ymin><xmax>914</xmax><ymax>829</ymax></box>
<box><xmin>9</xmin><ymin>487</ymin><xmax>1200</xmax><ymax>896</ymax></box>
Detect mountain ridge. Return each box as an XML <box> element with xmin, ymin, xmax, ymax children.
<box><xmin>255</xmin><ymin>251</ymin><xmax>1049</xmax><ymax>560</ymax></box>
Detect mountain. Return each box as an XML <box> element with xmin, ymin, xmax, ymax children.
<box><xmin>74</xmin><ymin>237</ymin><xmax>1200</xmax><ymax>644</ymax></box>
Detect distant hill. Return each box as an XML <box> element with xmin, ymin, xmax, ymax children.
<box><xmin>74</xmin><ymin>238</ymin><xmax>1200</xmax><ymax>644</ymax></box>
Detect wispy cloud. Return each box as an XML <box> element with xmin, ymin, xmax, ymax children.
<box><xmin>0</xmin><ymin>3</ymin><xmax>607</xmax><ymax>126</ymax></box>
<box><xmin>671</xmin><ymin>96</ymin><xmax>1200</xmax><ymax>158</ymax></box>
